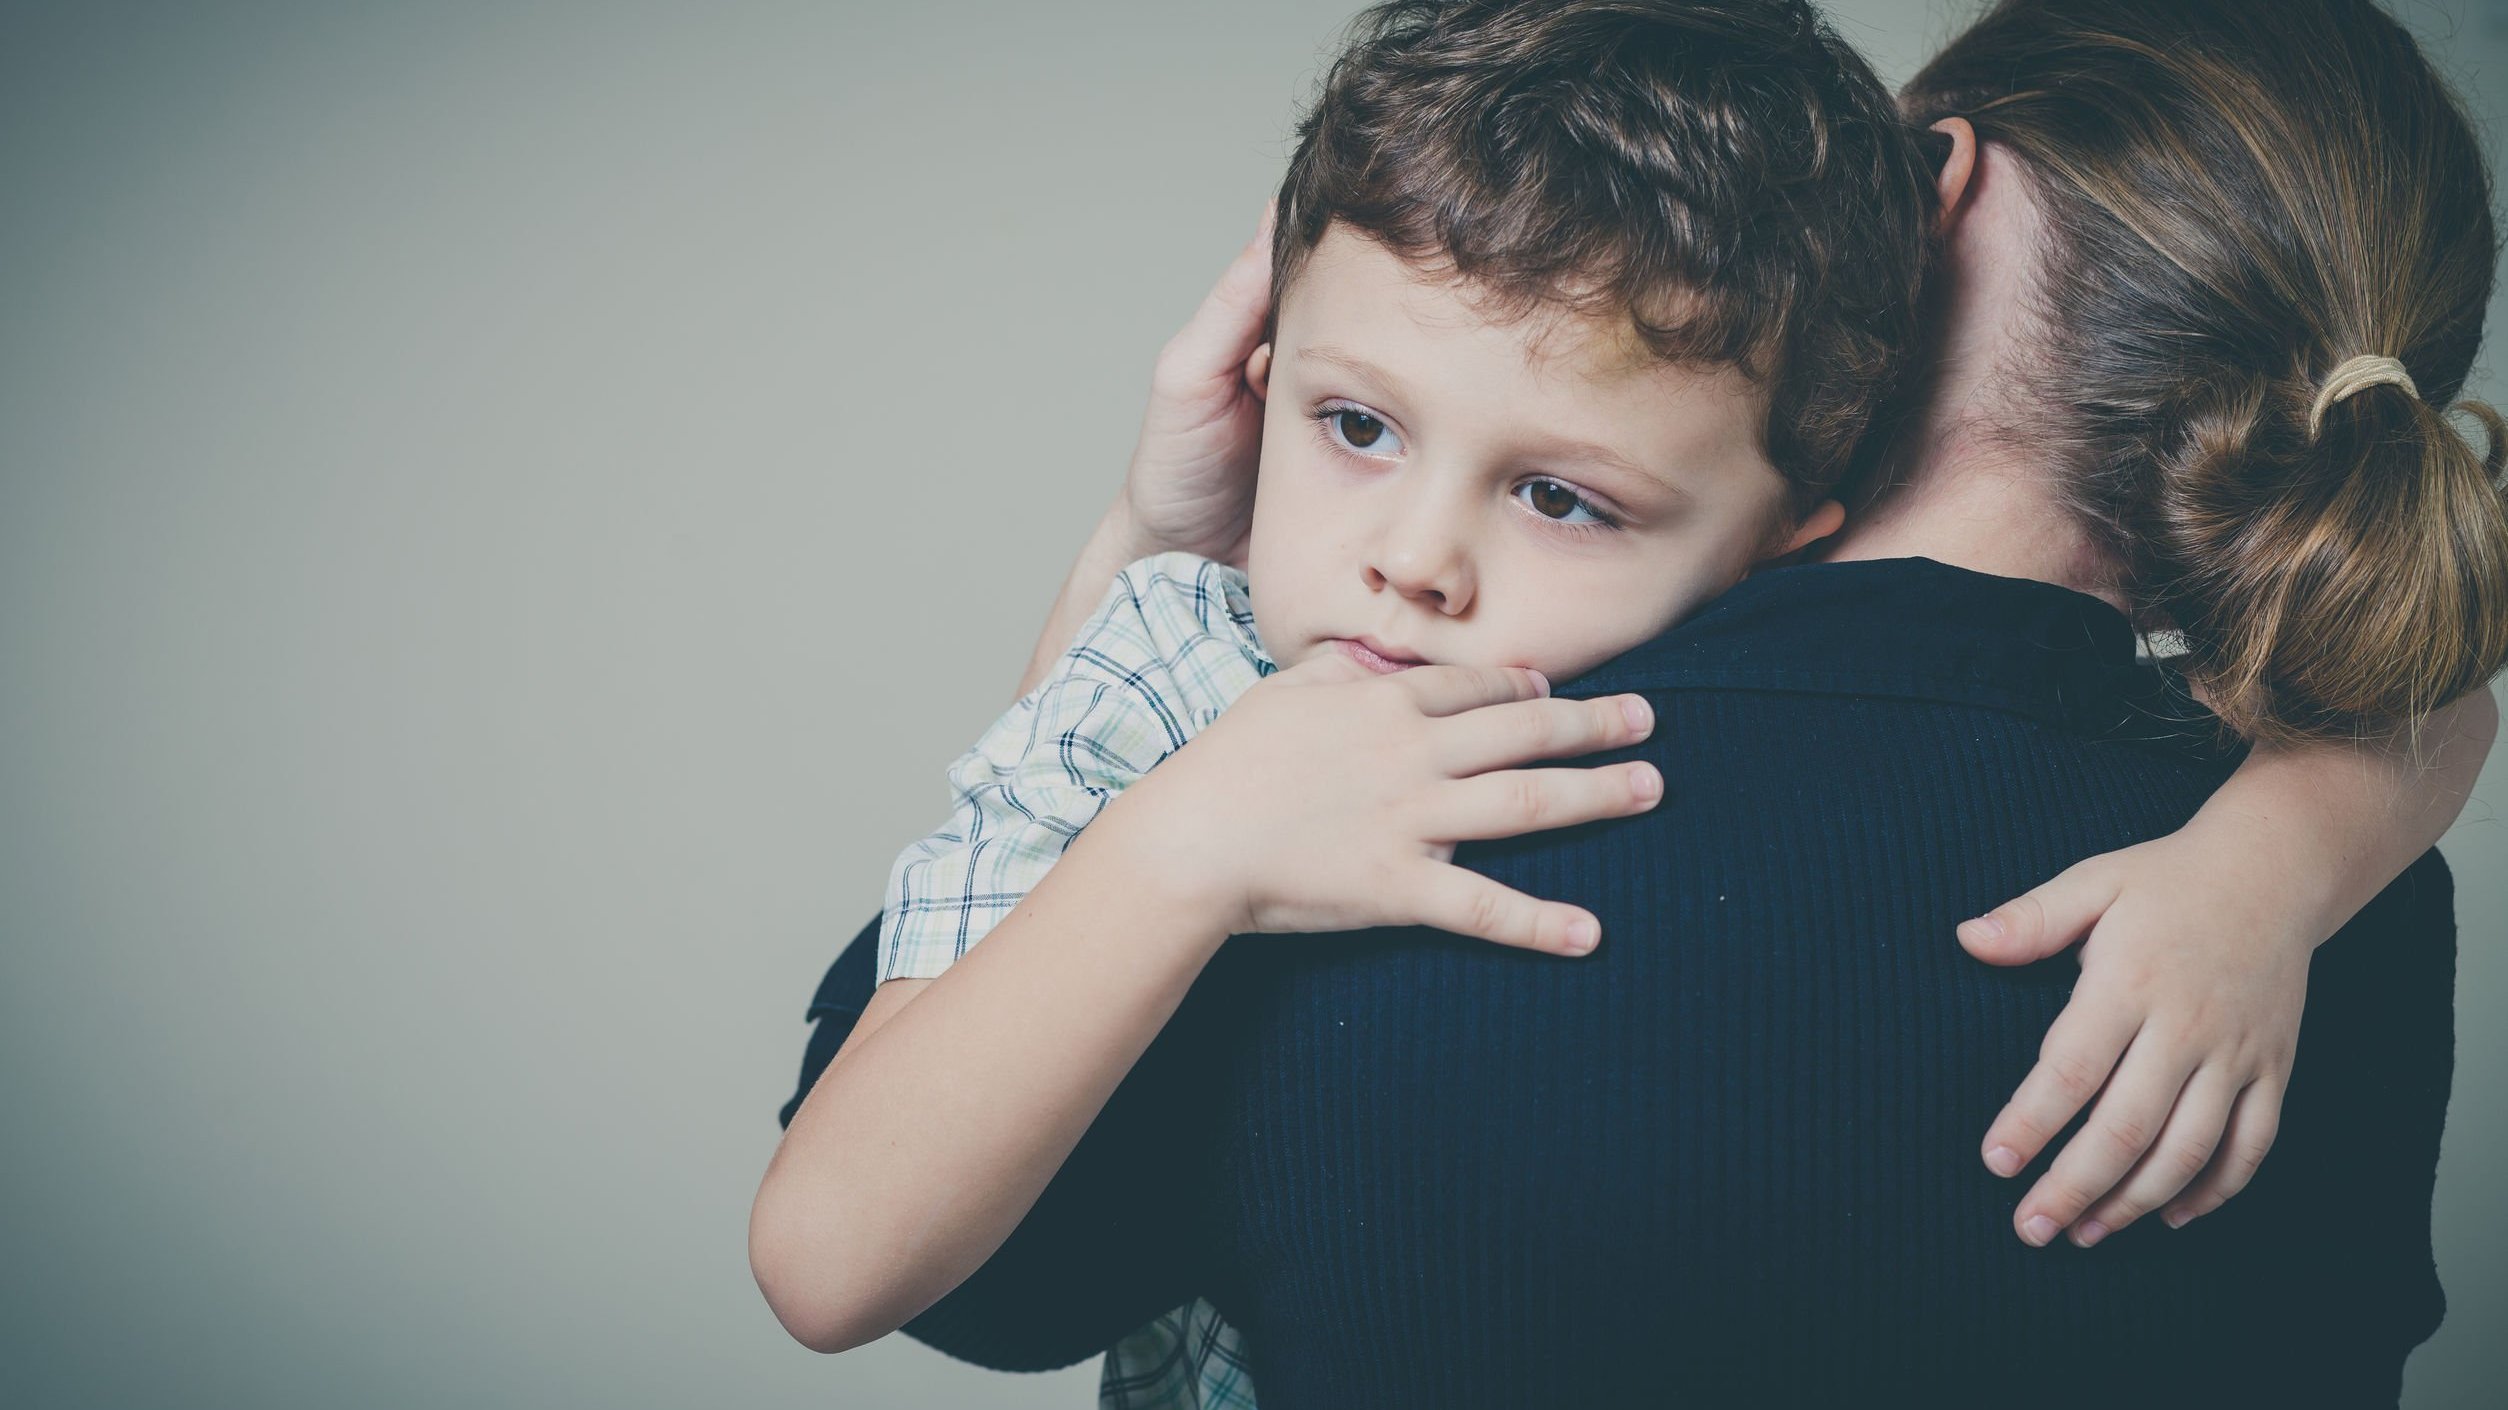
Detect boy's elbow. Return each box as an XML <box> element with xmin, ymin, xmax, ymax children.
<box><xmin>749</xmin><ymin>1184</ymin><xmax>903</xmax><ymax>1354</ymax></box>
<box><xmin>782</xmin><ymin>1306</ymin><xmax>883</xmax><ymax>1357</ymax></box>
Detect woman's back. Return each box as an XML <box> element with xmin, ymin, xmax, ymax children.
<box><xmin>1167</xmin><ymin>556</ymin><xmax>2454</xmax><ymax>1406</ymax></box>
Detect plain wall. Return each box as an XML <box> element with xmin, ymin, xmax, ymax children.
<box><xmin>1</xmin><ymin>1</ymin><xmax>2500</xmax><ymax>1405</ymax></box>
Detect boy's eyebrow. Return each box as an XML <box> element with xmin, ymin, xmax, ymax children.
<box><xmin>1517</xmin><ymin>430</ymin><xmax>1688</xmax><ymax>504</ymax></box>
<box><xmin>1293</xmin><ymin>344</ymin><xmax>1411</xmax><ymax>400</ymax></box>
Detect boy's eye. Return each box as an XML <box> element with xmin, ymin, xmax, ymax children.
<box><xmin>1320</xmin><ymin>406</ymin><xmax>1403</xmax><ymax>456</ymax></box>
<box><xmin>1516</xmin><ymin>478</ymin><xmax>1622</xmax><ymax>531</ymax></box>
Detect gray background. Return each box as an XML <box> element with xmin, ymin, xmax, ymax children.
<box><xmin>1</xmin><ymin>1</ymin><xmax>2500</xmax><ymax>1405</ymax></box>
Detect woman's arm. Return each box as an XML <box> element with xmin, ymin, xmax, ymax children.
<box><xmin>1960</xmin><ymin>684</ymin><xmax>2497</xmax><ymax>1244</ymax></box>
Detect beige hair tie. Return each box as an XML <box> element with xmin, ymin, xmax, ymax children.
<box><xmin>2307</xmin><ymin>355</ymin><xmax>2420</xmax><ymax>438</ymax></box>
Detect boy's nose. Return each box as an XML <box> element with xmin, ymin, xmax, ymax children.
<box><xmin>1363</xmin><ymin>481</ymin><xmax>1476</xmax><ymax>614</ymax></box>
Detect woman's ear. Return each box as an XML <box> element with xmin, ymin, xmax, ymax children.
<box><xmin>1245</xmin><ymin>342</ymin><xmax>1273</xmax><ymax>403</ymax></box>
<box><xmin>1930</xmin><ymin>117</ymin><xmax>1978</xmax><ymax>234</ymax></box>
<box><xmin>1773</xmin><ymin>499</ymin><xmax>1846</xmax><ymax>558</ymax></box>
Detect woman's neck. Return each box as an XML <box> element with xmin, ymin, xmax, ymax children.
<box><xmin>1819</xmin><ymin>135</ymin><xmax>2128</xmax><ymax>617</ymax></box>
<box><xmin>1816</xmin><ymin>413</ymin><xmax>2129</xmax><ymax>617</ymax></box>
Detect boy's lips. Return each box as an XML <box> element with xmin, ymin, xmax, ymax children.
<box><xmin>1331</xmin><ymin>636</ymin><xmax>1426</xmax><ymax>673</ymax></box>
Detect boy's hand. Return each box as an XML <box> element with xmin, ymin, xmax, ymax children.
<box><xmin>1115</xmin><ymin>201</ymin><xmax>1277</xmax><ymax>572</ymax></box>
<box><xmin>1115</xmin><ymin>650</ymin><xmax>1664</xmax><ymax>955</ymax></box>
<box><xmin>1957</xmin><ymin>823</ymin><xmax>2312</xmax><ymax>1248</ymax></box>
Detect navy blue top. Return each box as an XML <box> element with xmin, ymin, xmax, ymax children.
<box><xmin>782</xmin><ymin>556</ymin><xmax>2455</xmax><ymax>1407</ymax></box>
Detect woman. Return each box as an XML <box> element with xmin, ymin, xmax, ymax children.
<box><xmin>770</xmin><ymin>0</ymin><xmax>2501</xmax><ymax>1401</ymax></box>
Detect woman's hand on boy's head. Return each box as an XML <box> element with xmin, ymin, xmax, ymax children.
<box><xmin>1956</xmin><ymin>830</ymin><xmax>2311</xmax><ymax>1248</ymax></box>
<box><xmin>1117</xmin><ymin>200</ymin><xmax>1278</xmax><ymax>571</ymax></box>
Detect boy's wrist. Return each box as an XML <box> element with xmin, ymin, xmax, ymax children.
<box><xmin>1078</xmin><ymin>785</ymin><xmax>1244</xmax><ymax>962</ymax></box>
<box><xmin>2176</xmin><ymin>798</ymin><xmax>2353</xmax><ymax>948</ymax></box>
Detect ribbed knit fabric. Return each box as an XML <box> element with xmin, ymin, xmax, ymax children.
<box><xmin>782</xmin><ymin>556</ymin><xmax>2455</xmax><ymax>1408</ymax></box>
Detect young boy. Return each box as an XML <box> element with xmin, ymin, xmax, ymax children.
<box><xmin>875</xmin><ymin>1</ymin><xmax>1928</xmax><ymax>1403</ymax></box>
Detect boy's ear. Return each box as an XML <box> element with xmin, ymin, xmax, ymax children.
<box><xmin>1930</xmin><ymin>117</ymin><xmax>1978</xmax><ymax>235</ymax></box>
<box><xmin>1771</xmin><ymin>499</ymin><xmax>1845</xmax><ymax>558</ymax></box>
<box><xmin>1245</xmin><ymin>342</ymin><xmax>1273</xmax><ymax>402</ymax></box>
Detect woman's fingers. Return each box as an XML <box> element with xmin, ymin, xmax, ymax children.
<box><xmin>1980</xmin><ymin>983</ymin><xmax>2143</xmax><ymax>1178</ymax></box>
<box><xmin>2009</xmin><ymin>1037</ymin><xmax>2187</xmax><ymax>1246</ymax></box>
<box><xmin>1403</xmin><ymin>863</ymin><xmax>1603</xmax><ymax>956</ymax></box>
<box><xmin>2064</xmin><ymin>1066</ymin><xmax>2240</xmax><ymax>1246</ymax></box>
<box><xmin>1433</xmin><ymin>693</ymin><xmax>1654</xmax><ymax>776</ymax></box>
<box><xmin>1432</xmin><ymin>761</ymin><xmax>1663</xmax><ymax>843</ymax></box>
<box><xmin>1150</xmin><ymin>199</ymin><xmax>1277</xmax><ymax>401</ymax></box>
<box><xmin>2159</xmin><ymin>1076</ymin><xmax>2287</xmax><ymax>1228</ymax></box>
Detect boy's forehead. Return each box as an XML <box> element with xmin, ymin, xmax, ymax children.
<box><xmin>1281</xmin><ymin>225</ymin><xmax>1712</xmax><ymax>390</ymax></box>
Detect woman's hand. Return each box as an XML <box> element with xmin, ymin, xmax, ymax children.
<box><xmin>1957</xmin><ymin>823</ymin><xmax>2312</xmax><ymax>1248</ymax></box>
<box><xmin>1115</xmin><ymin>201</ymin><xmax>1277</xmax><ymax>571</ymax></box>
<box><xmin>1011</xmin><ymin>205</ymin><xmax>1279</xmax><ymax>700</ymax></box>
<box><xmin>1119</xmin><ymin>650</ymin><xmax>1665</xmax><ymax>954</ymax></box>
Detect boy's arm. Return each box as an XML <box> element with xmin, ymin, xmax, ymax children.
<box><xmin>777</xmin><ymin>924</ymin><xmax>1211</xmax><ymax>1372</ymax></box>
<box><xmin>751</xmin><ymin>791</ymin><xmax>1236</xmax><ymax>1355</ymax></box>
<box><xmin>892</xmin><ymin>549</ymin><xmax>1259</xmax><ymax>992</ymax></box>
<box><xmin>1961</xmin><ymin>685</ymin><xmax>2497</xmax><ymax>1244</ymax></box>
<box><xmin>833</xmin><ymin>973</ymin><xmax>1220</xmax><ymax>1370</ymax></box>
<box><xmin>2186</xmin><ymin>686</ymin><xmax>2495</xmax><ymax>915</ymax></box>
<box><xmin>886</xmin><ymin>589</ymin><xmax>1164</xmax><ymax>985</ymax></box>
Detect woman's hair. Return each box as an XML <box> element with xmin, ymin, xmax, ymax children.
<box><xmin>1268</xmin><ymin>0</ymin><xmax>1936</xmax><ymax>517</ymax></box>
<box><xmin>1903</xmin><ymin>0</ymin><xmax>2508</xmax><ymax>747</ymax></box>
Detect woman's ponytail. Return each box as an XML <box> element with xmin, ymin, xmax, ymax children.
<box><xmin>2159</xmin><ymin>367</ymin><xmax>2508</xmax><ymax>746</ymax></box>
<box><xmin>1903</xmin><ymin>0</ymin><xmax>2506</xmax><ymax>745</ymax></box>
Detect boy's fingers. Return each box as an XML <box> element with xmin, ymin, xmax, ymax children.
<box><xmin>1397</xmin><ymin>662</ymin><xmax>1550</xmax><ymax>716</ymax></box>
<box><xmin>1431</xmin><ymin>762</ymin><xmax>1662</xmax><ymax>843</ymax></box>
<box><xmin>2011</xmin><ymin>1042</ymin><xmax>2187</xmax><ymax>1246</ymax></box>
<box><xmin>2160</xmin><ymin>1078</ymin><xmax>2287</xmax><ymax>1228</ymax></box>
<box><xmin>2065</xmin><ymin>1067</ymin><xmax>2238</xmax><ymax>1247</ymax></box>
<box><xmin>1960</xmin><ymin>857</ymin><xmax>2121</xmax><ymax>965</ymax></box>
<box><xmin>1980</xmin><ymin>989</ymin><xmax>2141</xmax><ymax>1176</ymax></box>
<box><xmin>1434</xmin><ymin>694</ymin><xmax>1653</xmax><ymax>776</ymax></box>
<box><xmin>1407</xmin><ymin>866</ymin><xmax>1598</xmax><ymax>956</ymax></box>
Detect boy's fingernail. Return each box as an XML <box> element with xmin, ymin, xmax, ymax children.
<box><xmin>2163</xmin><ymin>1209</ymin><xmax>2192</xmax><ymax>1230</ymax></box>
<box><xmin>1985</xmin><ymin>1145</ymin><xmax>2022</xmax><ymax>1177</ymax></box>
<box><xmin>1962</xmin><ymin>914</ymin><xmax>2005</xmax><ymax>942</ymax></box>
<box><xmin>2071</xmin><ymin>1220</ymin><xmax>2109</xmax><ymax>1249</ymax></box>
<box><xmin>1631</xmin><ymin>765</ymin><xmax>1661</xmax><ymax>801</ymax></box>
<box><xmin>1565</xmin><ymin>917</ymin><xmax>1599</xmax><ymax>952</ymax></box>
<box><xmin>1621</xmin><ymin>696</ymin><xmax>1653</xmax><ymax>733</ymax></box>
<box><xmin>2021</xmin><ymin>1215</ymin><xmax>2059</xmax><ymax>1246</ymax></box>
<box><xmin>1529</xmin><ymin>669</ymin><xmax>1550</xmax><ymax>696</ymax></box>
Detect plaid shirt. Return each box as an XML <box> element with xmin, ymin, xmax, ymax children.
<box><xmin>1100</xmin><ymin>1299</ymin><xmax>1259</xmax><ymax>1409</ymax></box>
<box><xmin>878</xmin><ymin>550</ymin><xmax>1272</xmax><ymax>1409</ymax></box>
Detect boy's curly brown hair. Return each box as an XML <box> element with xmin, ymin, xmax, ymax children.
<box><xmin>1271</xmin><ymin>0</ymin><xmax>1935</xmax><ymax>514</ymax></box>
